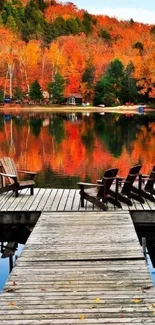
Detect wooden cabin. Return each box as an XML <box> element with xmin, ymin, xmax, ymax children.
<box><xmin>66</xmin><ymin>93</ymin><xmax>83</xmax><ymax>105</ymax></box>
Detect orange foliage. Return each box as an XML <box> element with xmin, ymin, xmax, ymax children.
<box><xmin>45</xmin><ymin>2</ymin><xmax>84</xmax><ymax>21</ymax></box>
<box><xmin>0</xmin><ymin>3</ymin><xmax>155</xmax><ymax>98</ymax></box>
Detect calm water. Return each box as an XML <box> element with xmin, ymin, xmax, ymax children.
<box><xmin>0</xmin><ymin>224</ymin><xmax>33</xmax><ymax>292</ymax></box>
<box><xmin>0</xmin><ymin>111</ymin><xmax>155</xmax><ymax>188</ymax></box>
<box><xmin>135</xmin><ymin>224</ymin><xmax>155</xmax><ymax>286</ymax></box>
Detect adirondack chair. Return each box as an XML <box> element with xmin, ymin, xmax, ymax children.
<box><xmin>131</xmin><ymin>166</ymin><xmax>155</xmax><ymax>202</ymax></box>
<box><xmin>0</xmin><ymin>157</ymin><xmax>36</xmax><ymax>197</ymax></box>
<box><xmin>77</xmin><ymin>168</ymin><xmax>122</xmax><ymax>211</ymax></box>
<box><xmin>108</xmin><ymin>165</ymin><xmax>145</xmax><ymax>206</ymax></box>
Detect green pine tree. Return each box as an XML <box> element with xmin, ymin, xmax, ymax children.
<box><xmin>29</xmin><ymin>80</ymin><xmax>43</xmax><ymax>102</ymax></box>
<box><xmin>48</xmin><ymin>73</ymin><xmax>65</xmax><ymax>104</ymax></box>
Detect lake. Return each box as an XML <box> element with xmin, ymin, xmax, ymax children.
<box><xmin>0</xmin><ymin>110</ymin><xmax>155</xmax><ymax>188</ymax></box>
<box><xmin>0</xmin><ymin>223</ymin><xmax>33</xmax><ymax>292</ymax></box>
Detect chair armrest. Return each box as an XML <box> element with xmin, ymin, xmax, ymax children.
<box><xmin>140</xmin><ymin>172</ymin><xmax>155</xmax><ymax>180</ymax></box>
<box><xmin>0</xmin><ymin>173</ymin><xmax>18</xmax><ymax>186</ymax></box>
<box><xmin>17</xmin><ymin>170</ymin><xmax>36</xmax><ymax>179</ymax></box>
<box><xmin>0</xmin><ymin>172</ymin><xmax>17</xmax><ymax>179</ymax></box>
<box><xmin>77</xmin><ymin>182</ymin><xmax>104</xmax><ymax>187</ymax></box>
<box><xmin>97</xmin><ymin>176</ymin><xmax>122</xmax><ymax>185</ymax></box>
<box><xmin>17</xmin><ymin>170</ymin><xmax>36</xmax><ymax>175</ymax></box>
<box><xmin>141</xmin><ymin>174</ymin><xmax>148</xmax><ymax>178</ymax></box>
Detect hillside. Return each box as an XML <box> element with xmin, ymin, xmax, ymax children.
<box><xmin>0</xmin><ymin>0</ymin><xmax>155</xmax><ymax>104</ymax></box>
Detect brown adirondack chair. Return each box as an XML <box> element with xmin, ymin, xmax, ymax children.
<box><xmin>0</xmin><ymin>157</ymin><xmax>36</xmax><ymax>197</ymax></box>
<box><xmin>131</xmin><ymin>166</ymin><xmax>155</xmax><ymax>202</ymax></box>
<box><xmin>77</xmin><ymin>168</ymin><xmax>122</xmax><ymax>210</ymax></box>
<box><xmin>108</xmin><ymin>165</ymin><xmax>145</xmax><ymax>206</ymax></box>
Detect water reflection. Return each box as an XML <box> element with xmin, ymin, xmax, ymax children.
<box><xmin>135</xmin><ymin>224</ymin><xmax>155</xmax><ymax>286</ymax></box>
<box><xmin>0</xmin><ymin>111</ymin><xmax>155</xmax><ymax>188</ymax></box>
<box><xmin>0</xmin><ymin>224</ymin><xmax>32</xmax><ymax>291</ymax></box>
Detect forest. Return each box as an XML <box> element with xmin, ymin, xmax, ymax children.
<box><xmin>0</xmin><ymin>0</ymin><xmax>155</xmax><ymax>106</ymax></box>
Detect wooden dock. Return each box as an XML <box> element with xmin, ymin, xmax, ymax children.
<box><xmin>0</xmin><ymin>187</ymin><xmax>155</xmax><ymax>212</ymax></box>
<box><xmin>0</xmin><ymin>189</ymin><xmax>155</xmax><ymax>323</ymax></box>
<box><xmin>0</xmin><ymin>211</ymin><xmax>155</xmax><ymax>323</ymax></box>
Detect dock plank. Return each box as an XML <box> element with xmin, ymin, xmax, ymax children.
<box><xmin>7</xmin><ymin>189</ymin><xmax>28</xmax><ymax>211</ymax></box>
<box><xmin>0</xmin><ymin>188</ymin><xmax>154</xmax><ymax>212</ymax></box>
<box><xmin>0</xmin><ymin>211</ymin><xmax>155</xmax><ymax>324</ymax></box>
<box><xmin>72</xmin><ymin>189</ymin><xmax>80</xmax><ymax>211</ymax></box>
<box><xmin>65</xmin><ymin>189</ymin><xmax>76</xmax><ymax>211</ymax></box>
<box><xmin>29</xmin><ymin>188</ymin><xmax>46</xmax><ymax>211</ymax></box>
<box><xmin>36</xmin><ymin>189</ymin><xmax>52</xmax><ymax>211</ymax></box>
<box><xmin>50</xmin><ymin>189</ymin><xmax>63</xmax><ymax>211</ymax></box>
<box><xmin>21</xmin><ymin>188</ymin><xmax>40</xmax><ymax>211</ymax></box>
<box><xmin>43</xmin><ymin>188</ymin><xmax>58</xmax><ymax>211</ymax></box>
<box><xmin>58</xmin><ymin>189</ymin><xmax>69</xmax><ymax>211</ymax></box>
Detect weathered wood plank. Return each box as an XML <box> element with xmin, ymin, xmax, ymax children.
<box><xmin>14</xmin><ymin>189</ymin><xmax>31</xmax><ymax>211</ymax></box>
<box><xmin>65</xmin><ymin>189</ymin><xmax>76</xmax><ymax>211</ymax></box>
<box><xmin>43</xmin><ymin>188</ymin><xmax>58</xmax><ymax>211</ymax></box>
<box><xmin>21</xmin><ymin>188</ymin><xmax>40</xmax><ymax>211</ymax></box>
<box><xmin>1</xmin><ymin>191</ymin><xmax>24</xmax><ymax>211</ymax></box>
<box><xmin>29</xmin><ymin>189</ymin><xmax>46</xmax><ymax>211</ymax></box>
<box><xmin>36</xmin><ymin>189</ymin><xmax>52</xmax><ymax>211</ymax></box>
<box><xmin>58</xmin><ymin>189</ymin><xmax>69</xmax><ymax>211</ymax></box>
<box><xmin>50</xmin><ymin>189</ymin><xmax>63</xmax><ymax>211</ymax></box>
<box><xmin>72</xmin><ymin>190</ymin><xmax>80</xmax><ymax>211</ymax></box>
<box><xmin>7</xmin><ymin>189</ymin><xmax>28</xmax><ymax>211</ymax></box>
<box><xmin>0</xmin><ymin>192</ymin><xmax>13</xmax><ymax>209</ymax></box>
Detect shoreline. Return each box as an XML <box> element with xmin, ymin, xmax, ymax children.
<box><xmin>0</xmin><ymin>104</ymin><xmax>153</xmax><ymax>114</ymax></box>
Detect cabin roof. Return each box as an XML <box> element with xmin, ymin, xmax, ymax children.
<box><xmin>66</xmin><ymin>93</ymin><xmax>82</xmax><ymax>98</ymax></box>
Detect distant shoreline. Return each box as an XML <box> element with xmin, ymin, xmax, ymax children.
<box><xmin>0</xmin><ymin>104</ymin><xmax>153</xmax><ymax>114</ymax></box>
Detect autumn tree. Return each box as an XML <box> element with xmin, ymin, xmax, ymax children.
<box><xmin>0</xmin><ymin>0</ymin><xmax>154</xmax><ymax>103</ymax></box>
<box><xmin>48</xmin><ymin>72</ymin><xmax>65</xmax><ymax>103</ymax></box>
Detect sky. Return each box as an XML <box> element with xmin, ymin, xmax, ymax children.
<box><xmin>61</xmin><ymin>0</ymin><xmax>155</xmax><ymax>24</ymax></box>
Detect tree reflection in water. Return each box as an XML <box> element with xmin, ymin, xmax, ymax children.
<box><xmin>0</xmin><ymin>111</ymin><xmax>155</xmax><ymax>187</ymax></box>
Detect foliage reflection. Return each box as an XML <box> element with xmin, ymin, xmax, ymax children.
<box><xmin>0</xmin><ymin>112</ymin><xmax>155</xmax><ymax>188</ymax></box>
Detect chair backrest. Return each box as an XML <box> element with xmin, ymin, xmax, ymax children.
<box><xmin>122</xmin><ymin>165</ymin><xmax>142</xmax><ymax>195</ymax></box>
<box><xmin>144</xmin><ymin>166</ymin><xmax>155</xmax><ymax>192</ymax></box>
<box><xmin>0</xmin><ymin>157</ymin><xmax>19</xmax><ymax>184</ymax></box>
<box><xmin>97</xmin><ymin>168</ymin><xmax>119</xmax><ymax>197</ymax></box>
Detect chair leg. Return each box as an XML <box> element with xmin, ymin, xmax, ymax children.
<box><xmin>30</xmin><ymin>187</ymin><xmax>34</xmax><ymax>195</ymax></box>
<box><xmin>79</xmin><ymin>189</ymin><xmax>85</xmax><ymax>207</ymax></box>
<box><xmin>81</xmin><ymin>196</ymin><xmax>84</xmax><ymax>208</ymax></box>
<box><xmin>15</xmin><ymin>189</ymin><xmax>18</xmax><ymax>197</ymax></box>
<box><xmin>107</xmin><ymin>196</ymin><xmax>122</xmax><ymax>208</ymax></box>
<box><xmin>109</xmin><ymin>189</ymin><xmax>132</xmax><ymax>206</ymax></box>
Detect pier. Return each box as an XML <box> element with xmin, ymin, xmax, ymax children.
<box><xmin>0</xmin><ymin>189</ymin><xmax>155</xmax><ymax>323</ymax></box>
<box><xmin>0</xmin><ymin>187</ymin><xmax>155</xmax><ymax>213</ymax></box>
